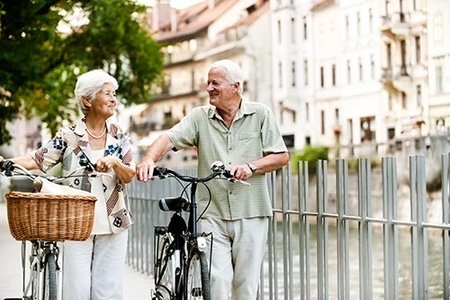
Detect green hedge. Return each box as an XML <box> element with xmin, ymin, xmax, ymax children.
<box><xmin>291</xmin><ymin>145</ymin><xmax>329</xmax><ymax>175</ymax></box>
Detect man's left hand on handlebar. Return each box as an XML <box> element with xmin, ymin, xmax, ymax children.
<box><xmin>136</xmin><ymin>159</ymin><xmax>156</xmax><ymax>182</ymax></box>
<box><xmin>230</xmin><ymin>163</ymin><xmax>254</xmax><ymax>181</ymax></box>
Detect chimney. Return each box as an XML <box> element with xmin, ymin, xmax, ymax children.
<box><xmin>152</xmin><ymin>0</ymin><xmax>171</xmax><ymax>32</ymax></box>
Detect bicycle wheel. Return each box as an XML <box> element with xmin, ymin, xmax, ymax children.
<box><xmin>184</xmin><ymin>249</ymin><xmax>210</xmax><ymax>300</ymax></box>
<box><xmin>153</xmin><ymin>233</ymin><xmax>180</xmax><ymax>300</ymax></box>
<box><xmin>43</xmin><ymin>252</ymin><xmax>57</xmax><ymax>300</ymax></box>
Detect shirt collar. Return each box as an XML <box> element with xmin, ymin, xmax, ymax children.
<box><xmin>207</xmin><ymin>98</ymin><xmax>256</xmax><ymax>120</ymax></box>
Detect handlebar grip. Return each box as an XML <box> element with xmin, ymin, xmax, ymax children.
<box><xmin>0</xmin><ymin>160</ymin><xmax>15</xmax><ymax>176</ymax></box>
<box><xmin>153</xmin><ymin>167</ymin><xmax>166</xmax><ymax>177</ymax></box>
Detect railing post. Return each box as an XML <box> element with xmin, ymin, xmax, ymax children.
<box><xmin>298</xmin><ymin>161</ymin><xmax>310</xmax><ymax>300</ymax></box>
<box><xmin>336</xmin><ymin>159</ymin><xmax>349</xmax><ymax>300</ymax></box>
<box><xmin>382</xmin><ymin>156</ymin><xmax>399</xmax><ymax>299</ymax></box>
<box><xmin>442</xmin><ymin>153</ymin><xmax>450</xmax><ymax>299</ymax></box>
<box><xmin>281</xmin><ymin>166</ymin><xmax>292</xmax><ymax>300</ymax></box>
<box><xmin>358</xmin><ymin>158</ymin><xmax>373</xmax><ymax>300</ymax></box>
<box><xmin>410</xmin><ymin>155</ymin><xmax>428</xmax><ymax>300</ymax></box>
<box><xmin>316</xmin><ymin>160</ymin><xmax>329</xmax><ymax>300</ymax></box>
<box><xmin>268</xmin><ymin>171</ymin><xmax>277</xmax><ymax>300</ymax></box>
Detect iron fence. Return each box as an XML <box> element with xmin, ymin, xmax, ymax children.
<box><xmin>127</xmin><ymin>154</ymin><xmax>450</xmax><ymax>299</ymax></box>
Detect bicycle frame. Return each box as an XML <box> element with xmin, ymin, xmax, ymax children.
<box><xmin>151</xmin><ymin>162</ymin><xmax>248</xmax><ymax>300</ymax></box>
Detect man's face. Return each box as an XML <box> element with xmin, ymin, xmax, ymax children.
<box><xmin>206</xmin><ymin>67</ymin><xmax>237</xmax><ymax>109</ymax></box>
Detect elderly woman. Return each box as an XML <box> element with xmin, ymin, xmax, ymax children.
<box><xmin>1</xmin><ymin>69</ymin><xmax>136</xmax><ymax>299</ymax></box>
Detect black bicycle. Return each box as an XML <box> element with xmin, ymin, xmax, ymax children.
<box><xmin>150</xmin><ymin>161</ymin><xmax>249</xmax><ymax>300</ymax></box>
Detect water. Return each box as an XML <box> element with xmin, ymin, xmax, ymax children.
<box><xmin>262</xmin><ymin>222</ymin><xmax>445</xmax><ymax>299</ymax></box>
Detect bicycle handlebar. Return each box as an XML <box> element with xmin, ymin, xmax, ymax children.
<box><xmin>0</xmin><ymin>159</ymin><xmax>110</xmax><ymax>183</ymax></box>
<box><xmin>152</xmin><ymin>162</ymin><xmax>250</xmax><ymax>186</ymax></box>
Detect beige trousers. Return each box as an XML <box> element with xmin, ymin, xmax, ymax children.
<box><xmin>61</xmin><ymin>230</ymin><xmax>128</xmax><ymax>300</ymax></box>
<box><xmin>200</xmin><ymin>217</ymin><xmax>269</xmax><ymax>300</ymax></box>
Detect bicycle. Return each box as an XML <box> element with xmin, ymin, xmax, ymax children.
<box><xmin>0</xmin><ymin>160</ymin><xmax>100</xmax><ymax>300</ymax></box>
<box><xmin>150</xmin><ymin>161</ymin><xmax>249</xmax><ymax>300</ymax></box>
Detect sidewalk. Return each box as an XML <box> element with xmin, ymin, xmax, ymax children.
<box><xmin>0</xmin><ymin>202</ymin><xmax>153</xmax><ymax>299</ymax></box>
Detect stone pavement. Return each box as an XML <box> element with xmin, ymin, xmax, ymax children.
<box><xmin>0</xmin><ymin>202</ymin><xmax>153</xmax><ymax>299</ymax></box>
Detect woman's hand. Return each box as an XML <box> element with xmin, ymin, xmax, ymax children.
<box><xmin>96</xmin><ymin>155</ymin><xmax>119</xmax><ymax>173</ymax></box>
<box><xmin>96</xmin><ymin>155</ymin><xmax>135</xmax><ymax>183</ymax></box>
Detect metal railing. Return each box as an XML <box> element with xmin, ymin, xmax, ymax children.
<box><xmin>127</xmin><ymin>154</ymin><xmax>450</xmax><ymax>299</ymax></box>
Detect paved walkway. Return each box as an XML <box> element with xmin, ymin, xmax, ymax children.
<box><xmin>0</xmin><ymin>202</ymin><xmax>153</xmax><ymax>299</ymax></box>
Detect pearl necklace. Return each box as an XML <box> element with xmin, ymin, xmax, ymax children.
<box><xmin>86</xmin><ymin>125</ymin><xmax>106</xmax><ymax>139</ymax></box>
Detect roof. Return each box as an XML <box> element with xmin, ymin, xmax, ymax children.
<box><xmin>311</xmin><ymin>0</ymin><xmax>335</xmax><ymax>12</ymax></box>
<box><xmin>154</xmin><ymin>0</ymin><xmax>241</xmax><ymax>43</ymax></box>
<box><xmin>219</xmin><ymin>0</ymin><xmax>269</xmax><ymax>33</ymax></box>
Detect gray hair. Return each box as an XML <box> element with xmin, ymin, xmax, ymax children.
<box><xmin>209</xmin><ymin>59</ymin><xmax>243</xmax><ymax>94</ymax></box>
<box><xmin>74</xmin><ymin>69</ymin><xmax>118</xmax><ymax>115</ymax></box>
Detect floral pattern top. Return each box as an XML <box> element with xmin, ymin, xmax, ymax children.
<box><xmin>31</xmin><ymin>118</ymin><xmax>134</xmax><ymax>234</ymax></box>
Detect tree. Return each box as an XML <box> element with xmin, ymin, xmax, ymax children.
<box><xmin>0</xmin><ymin>0</ymin><xmax>163</xmax><ymax>144</ymax></box>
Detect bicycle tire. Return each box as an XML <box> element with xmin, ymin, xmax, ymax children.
<box><xmin>43</xmin><ymin>252</ymin><xmax>57</xmax><ymax>300</ymax></box>
<box><xmin>184</xmin><ymin>249</ymin><xmax>210</xmax><ymax>300</ymax></box>
<box><xmin>154</xmin><ymin>233</ymin><xmax>179</xmax><ymax>300</ymax></box>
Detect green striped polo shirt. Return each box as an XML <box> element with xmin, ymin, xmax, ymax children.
<box><xmin>167</xmin><ymin>101</ymin><xmax>288</xmax><ymax>220</ymax></box>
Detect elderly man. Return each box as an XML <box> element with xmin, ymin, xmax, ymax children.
<box><xmin>137</xmin><ymin>59</ymin><xmax>288</xmax><ymax>299</ymax></box>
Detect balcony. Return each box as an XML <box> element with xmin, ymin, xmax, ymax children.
<box><xmin>381</xmin><ymin>66</ymin><xmax>412</xmax><ymax>92</ymax></box>
<box><xmin>381</xmin><ymin>12</ymin><xmax>410</xmax><ymax>38</ymax></box>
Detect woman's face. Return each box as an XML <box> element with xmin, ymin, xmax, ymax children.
<box><xmin>88</xmin><ymin>83</ymin><xmax>117</xmax><ymax>118</ymax></box>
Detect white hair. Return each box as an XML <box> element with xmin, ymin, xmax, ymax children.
<box><xmin>74</xmin><ymin>69</ymin><xmax>118</xmax><ymax>115</ymax></box>
<box><xmin>209</xmin><ymin>59</ymin><xmax>244</xmax><ymax>94</ymax></box>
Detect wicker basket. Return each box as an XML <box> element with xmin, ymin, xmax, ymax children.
<box><xmin>6</xmin><ymin>191</ymin><xmax>97</xmax><ymax>241</ymax></box>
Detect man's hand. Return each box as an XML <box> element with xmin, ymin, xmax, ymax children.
<box><xmin>230</xmin><ymin>163</ymin><xmax>253</xmax><ymax>181</ymax></box>
<box><xmin>136</xmin><ymin>159</ymin><xmax>156</xmax><ymax>182</ymax></box>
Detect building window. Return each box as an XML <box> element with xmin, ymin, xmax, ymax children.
<box><xmin>399</xmin><ymin>0</ymin><xmax>405</xmax><ymax>22</ymax></box>
<box><xmin>436</xmin><ymin>65</ymin><xmax>443</xmax><ymax>93</ymax></box>
<box><xmin>278</xmin><ymin>62</ymin><xmax>283</xmax><ymax>88</ymax></box>
<box><xmin>332</xmin><ymin>64</ymin><xmax>336</xmax><ymax>86</ymax></box>
<box><xmin>291</xmin><ymin>18</ymin><xmax>296</xmax><ymax>43</ymax></box>
<box><xmin>359</xmin><ymin>58</ymin><xmax>363</xmax><ymax>81</ymax></box>
<box><xmin>305</xmin><ymin>102</ymin><xmax>310</xmax><ymax>122</ymax></box>
<box><xmin>401</xmin><ymin>91</ymin><xmax>407</xmax><ymax>109</ymax></box>
<box><xmin>388</xmin><ymin>93</ymin><xmax>393</xmax><ymax>110</ymax></box>
<box><xmin>385</xmin><ymin>0</ymin><xmax>391</xmax><ymax>15</ymax></box>
<box><xmin>347</xmin><ymin>60</ymin><xmax>351</xmax><ymax>84</ymax></box>
<box><xmin>291</xmin><ymin>61</ymin><xmax>296</xmax><ymax>87</ymax></box>
<box><xmin>360</xmin><ymin>116</ymin><xmax>375</xmax><ymax>142</ymax></box>
<box><xmin>416</xmin><ymin>85</ymin><xmax>422</xmax><ymax>107</ymax></box>
<box><xmin>386</xmin><ymin>43</ymin><xmax>392</xmax><ymax>67</ymax></box>
<box><xmin>320</xmin><ymin>66</ymin><xmax>325</xmax><ymax>88</ymax></box>
<box><xmin>415</xmin><ymin>36</ymin><xmax>421</xmax><ymax>63</ymax></box>
<box><xmin>400</xmin><ymin>40</ymin><xmax>407</xmax><ymax>75</ymax></box>
<box><xmin>370</xmin><ymin>55</ymin><xmax>375</xmax><ymax>79</ymax></box>
<box><xmin>356</xmin><ymin>12</ymin><xmax>361</xmax><ymax>36</ymax></box>
<box><xmin>369</xmin><ymin>8</ymin><xmax>373</xmax><ymax>32</ymax></box>
<box><xmin>335</xmin><ymin>108</ymin><xmax>340</xmax><ymax>122</ymax></box>
<box><xmin>303</xmin><ymin>16</ymin><xmax>308</xmax><ymax>40</ymax></box>
<box><xmin>345</xmin><ymin>15</ymin><xmax>350</xmax><ymax>38</ymax></box>
<box><xmin>277</xmin><ymin>20</ymin><xmax>282</xmax><ymax>44</ymax></box>
<box><xmin>304</xmin><ymin>59</ymin><xmax>308</xmax><ymax>86</ymax></box>
<box><xmin>321</xmin><ymin>110</ymin><xmax>325</xmax><ymax>135</ymax></box>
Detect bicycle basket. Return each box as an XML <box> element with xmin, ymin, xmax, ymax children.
<box><xmin>5</xmin><ymin>191</ymin><xmax>97</xmax><ymax>241</ymax></box>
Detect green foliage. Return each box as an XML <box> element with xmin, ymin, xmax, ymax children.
<box><xmin>0</xmin><ymin>0</ymin><xmax>163</xmax><ymax>144</ymax></box>
<box><xmin>291</xmin><ymin>145</ymin><xmax>329</xmax><ymax>175</ymax></box>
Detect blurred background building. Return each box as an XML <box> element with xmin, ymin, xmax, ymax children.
<box><xmin>3</xmin><ymin>0</ymin><xmax>450</xmax><ymax>170</ymax></box>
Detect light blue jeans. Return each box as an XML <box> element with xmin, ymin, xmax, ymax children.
<box><xmin>200</xmin><ymin>217</ymin><xmax>269</xmax><ymax>300</ymax></box>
